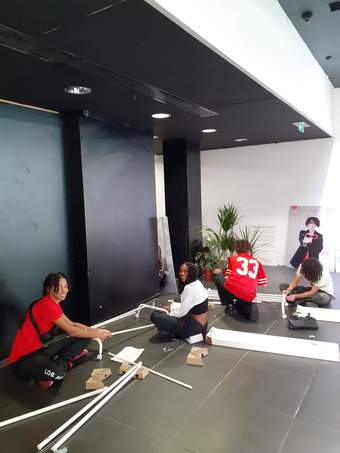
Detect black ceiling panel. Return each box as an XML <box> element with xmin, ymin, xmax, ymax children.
<box><xmin>0</xmin><ymin>0</ymin><xmax>330</xmax><ymax>150</ymax></box>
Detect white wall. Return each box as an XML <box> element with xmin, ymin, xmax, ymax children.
<box><xmin>146</xmin><ymin>0</ymin><xmax>333</xmax><ymax>135</ymax></box>
<box><xmin>201</xmin><ymin>88</ymin><xmax>340</xmax><ymax>265</ymax></box>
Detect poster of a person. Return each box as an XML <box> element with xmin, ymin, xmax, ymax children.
<box><xmin>290</xmin><ymin>216</ymin><xmax>323</xmax><ymax>268</ymax></box>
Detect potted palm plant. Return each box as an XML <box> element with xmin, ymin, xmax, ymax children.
<box><xmin>194</xmin><ymin>247</ymin><xmax>219</xmax><ymax>281</ymax></box>
<box><xmin>203</xmin><ymin>204</ymin><xmax>241</xmax><ymax>271</ymax></box>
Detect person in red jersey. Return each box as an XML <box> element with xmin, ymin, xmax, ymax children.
<box><xmin>214</xmin><ymin>240</ymin><xmax>267</xmax><ymax>321</ymax></box>
<box><xmin>8</xmin><ymin>272</ymin><xmax>112</xmax><ymax>390</ymax></box>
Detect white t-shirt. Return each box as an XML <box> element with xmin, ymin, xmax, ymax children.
<box><xmin>297</xmin><ymin>265</ymin><xmax>334</xmax><ymax>296</ymax></box>
<box><xmin>170</xmin><ymin>280</ymin><xmax>208</xmax><ymax>318</ymax></box>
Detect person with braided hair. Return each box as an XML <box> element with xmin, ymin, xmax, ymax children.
<box><xmin>280</xmin><ymin>258</ymin><xmax>334</xmax><ymax>307</ymax></box>
<box><xmin>8</xmin><ymin>272</ymin><xmax>112</xmax><ymax>389</ymax></box>
<box><xmin>150</xmin><ymin>262</ymin><xmax>208</xmax><ymax>341</ymax></box>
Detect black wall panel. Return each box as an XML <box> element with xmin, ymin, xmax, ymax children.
<box><xmin>79</xmin><ymin>119</ymin><xmax>159</xmax><ymax>323</ymax></box>
<box><xmin>163</xmin><ymin>138</ymin><xmax>202</xmax><ymax>272</ymax></box>
<box><xmin>0</xmin><ymin>104</ymin><xmax>70</xmax><ymax>358</ymax></box>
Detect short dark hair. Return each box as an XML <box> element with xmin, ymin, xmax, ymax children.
<box><xmin>235</xmin><ymin>240</ymin><xmax>252</xmax><ymax>254</ymax></box>
<box><xmin>300</xmin><ymin>258</ymin><xmax>323</xmax><ymax>282</ymax></box>
<box><xmin>43</xmin><ymin>272</ymin><xmax>70</xmax><ymax>296</ymax></box>
<box><xmin>178</xmin><ymin>262</ymin><xmax>198</xmax><ymax>294</ymax></box>
<box><xmin>305</xmin><ymin>217</ymin><xmax>320</xmax><ymax>227</ymax></box>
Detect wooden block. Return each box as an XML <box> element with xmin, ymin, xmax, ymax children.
<box><xmin>135</xmin><ymin>367</ymin><xmax>149</xmax><ymax>380</ymax></box>
<box><xmin>119</xmin><ymin>362</ymin><xmax>132</xmax><ymax>375</ymax></box>
<box><xmin>85</xmin><ymin>378</ymin><xmax>105</xmax><ymax>390</ymax></box>
<box><xmin>91</xmin><ymin>368</ymin><xmax>112</xmax><ymax>381</ymax></box>
<box><xmin>186</xmin><ymin>352</ymin><xmax>203</xmax><ymax>366</ymax></box>
<box><xmin>191</xmin><ymin>347</ymin><xmax>208</xmax><ymax>358</ymax></box>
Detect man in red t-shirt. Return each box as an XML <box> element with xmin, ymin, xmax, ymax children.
<box><xmin>214</xmin><ymin>240</ymin><xmax>267</xmax><ymax>321</ymax></box>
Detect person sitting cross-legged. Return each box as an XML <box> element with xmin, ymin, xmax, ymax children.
<box><xmin>150</xmin><ymin>262</ymin><xmax>208</xmax><ymax>342</ymax></box>
<box><xmin>214</xmin><ymin>240</ymin><xmax>267</xmax><ymax>322</ymax></box>
<box><xmin>280</xmin><ymin>258</ymin><xmax>334</xmax><ymax>307</ymax></box>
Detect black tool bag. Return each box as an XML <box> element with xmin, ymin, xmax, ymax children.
<box><xmin>288</xmin><ymin>314</ymin><xmax>319</xmax><ymax>330</ymax></box>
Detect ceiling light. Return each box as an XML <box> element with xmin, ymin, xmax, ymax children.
<box><xmin>64</xmin><ymin>86</ymin><xmax>92</xmax><ymax>95</ymax></box>
<box><xmin>202</xmin><ymin>128</ymin><xmax>217</xmax><ymax>133</ymax></box>
<box><xmin>151</xmin><ymin>113</ymin><xmax>171</xmax><ymax>119</ymax></box>
<box><xmin>153</xmin><ymin>135</ymin><xmax>159</xmax><ymax>139</ymax></box>
<box><xmin>234</xmin><ymin>138</ymin><xmax>248</xmax><ymax>142</ymax></box>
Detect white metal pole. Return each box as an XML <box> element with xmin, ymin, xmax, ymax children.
<box><xmin>135</xmin><ymin>304</ymin><xmax>168</xmax><ymax>319</ymax></box>
<box><xmin>0</xmin><ymin>389</ymin><xmax>105</xmax><ymax>429</ymax></box>
<box><xmin>92</xmin><ymin>338</ymin><xmax>103</xmax><ymax>360</ymax></box>
<box><xmin>37</xmin><ymin>365</ymin><xmax>139</xmax><ymax>451</ymax></box>
<box><xmin>281</xmin><ymin>293</ymin><xmax>287</xmax><ymax>319</ymax></box>
<box><xmin>50</xmin><ymin>364</ymin><xmax>141</xmax><ymax>452</ymax></box>
<box><xmin>92</xmin><ymin>307</ymin><xmax>139</xmax><ymax>328</ymax></box>
<box><xmin>109</xmin><ymin>324</ymin><xmax>154</xmax><ymax>336</ymax></box>
<box><xmin>108</xmin><ymin>353</ymin><xmax>192</xmax><ymax>390</ymax></box>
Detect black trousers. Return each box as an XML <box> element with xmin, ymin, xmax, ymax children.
<box><xmin>279</xmin><ymin>283</ymin><xmax>332</xmax><ymax>307</ymax></box>
<box><xmin>150</xmin><ymin>311</ymin><xmax>207</xmax><ymax>339</ymax></box>
<box><xmin>10</xmin><ymin>337</ymin><xmax>90</xmax><ymax>382</ymax></box>
<box><xmin>214</xmin><ymin>275</ymin><xmax>258</xmax><ymax>321</ymax></box>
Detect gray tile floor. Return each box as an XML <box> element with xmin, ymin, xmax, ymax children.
<box><xmin>1</xmin><ymin>266</ymin><xmax>340</xmax><ymax>453</ymax></box>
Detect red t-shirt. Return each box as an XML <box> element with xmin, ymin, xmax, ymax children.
<box><xmin>8</xmin><ymin>295</ymin><xmax>63</xmax><ymax>364</ymax></box>
<box><xmin>224</xmin><ymin>253</ymin><xmax>267</xmax><ymax>302</ymax></box>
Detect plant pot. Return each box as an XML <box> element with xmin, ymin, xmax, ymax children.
<box><xmin>203</xmin><ymin>269</ymin><xmax>214</xmax><ymax>281</ymax></box>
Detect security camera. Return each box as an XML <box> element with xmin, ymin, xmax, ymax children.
<box><xmin>302</xmin><ymin>10</ymin><xmax>313</xmax><ymax>22</ymax></box>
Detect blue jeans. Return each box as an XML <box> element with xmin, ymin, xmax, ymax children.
<box><xmin>150</xmin><ymin>311</ymin><xmax>207</xmax><ymax>338</ymax></box>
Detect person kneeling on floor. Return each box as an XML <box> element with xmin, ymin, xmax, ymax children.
<box><xmin>214</xmin><ymin>240</ymin><xmax>267</xmax><ymax>322</ymax></box>
<box><xmin>8</xmin><ymin>272</ymin><xmax>112</xmax><ymax>390</ymax></box>
<box><xmin>150</xmin><ymin>262</ymin><xmax>208</xmax><ymax>342</ymax></box>
<box><xmin>280</xmin><ymin>258</ymin><xmax>334</xmax><ymax>307</ymax></box>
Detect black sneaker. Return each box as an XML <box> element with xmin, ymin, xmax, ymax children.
<box><xmin>149</xmin><ymin>333</ymin><xmax>174</xmax><ymax>343</ymax></box>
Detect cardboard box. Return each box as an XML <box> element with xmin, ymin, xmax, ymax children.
<box><xmin>186</xmin><ymin>352</ymin><xmax>203</xmax><ymax>366</ymax></box>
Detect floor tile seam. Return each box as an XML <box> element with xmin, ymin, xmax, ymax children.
<box><xmin>99</xmin><ymin>413</ymin><xmax>164</xmax><ymax>444</ymax></box>
<box><xmin>161</xmin><ymin>350</ymin><xmax>249</xmax><ymax>445</ymax></box>
<box><xmin>234</xmin><ymin>356</ymin><xmax>320</xmax><ymax>380</ymax></box>
<box><xmin>276</xmin><ymin>418</ymin><xmax>295</xmax><ymax>453</ymax></box>
<box><xmin>294</xmin><ymin>414</ymin><xmax>340</xmax><ymax>435</ymax></box>
<box><xmin>165</xmin><ymin>378</ymin><xmax>294</xmax><ymax>447</ymax></box>
<box><xmin>219</xmin><ymin>392</ymin><xmax>296</xmax><ymax>418</ymax></box>
<box><xmin>293</xmin><ymin>366</ymin><xmax>318</xmax><ymax>418</ymax></box>
<box><xmin>184</xmin><ymin>350</ymin><xmax>249</xmax><ymax>417</ymax></box>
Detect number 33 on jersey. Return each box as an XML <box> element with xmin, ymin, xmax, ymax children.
<box><xmin>224</xmin><ymin>253</ymin><xmax>267</xmax><ymax>302</ymax></box>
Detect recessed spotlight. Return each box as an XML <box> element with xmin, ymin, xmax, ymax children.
<box><xmin>64</xmin><ymin>86</ymin><xmax>92</xmax><ymax>95</ymax></box>
<box><xmin>151</xmin><ymin>113</ymin><xmax>171</xmax><ymax>119</ymax></box>
<box><xmin>234</xmin><ymin>138</ymin><xmax>248</xmax><ymax>142</ymax></box>
<box><xmin>202</xmin><ymin>128</ymin><xmax>217</xmax><ymax>133</ymax></box>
